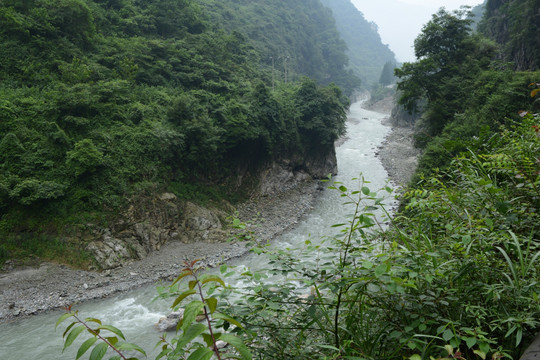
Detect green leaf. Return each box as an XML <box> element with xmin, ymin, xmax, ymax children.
<box><xmin>156</xmin><ymin>348</ymin><xmax>172</xmax><ymax>360</ymax></box>
<box><xmin>339</xmin><ymin>185</ymin><xmax>347</xmax><ymax>192</ymax></box>
<box><xmin>182</xmin><ymin>301</ymin><xmax>205</xmax><ymax>332</ymax></box>
<box><xmin>444</xmin><ymin>344</ymin><xmax>453</xmax><ymax>355</ymax></box>
<box><xmin>76</xmin><ymin>337</ymin><xmax>97</xmax><ymax>360</ymax></box>
<box><xmin>465</xmin><ymin>337</ymin><xmax>477</xmax><ymax>349</ymax></box>
<box><xmin>516</xmin><ymin>327</ymin><xmax>523</xmax><ymax>346</ymax></box>
<box><xmin>172</xmin><ymin>289</ymin><xmax>197</xmax><ymax>308</ymax></box>
<box><xmin>56</xmin><ymin>313</ymin><xmax>75</xmax><ymax>329</ymax></box>
<box><xmin>200</xmin><ymin>274</ymin><xmax>226</xmax><ymax>287</ymax></box>
<box><xmin>188</xmin><ymin>280</ymin><xmax>197</xmax><ymax>290</ymax></box>
<box><xmin>116</xmin><ymin>342</ymin><xmax>147</xmax><ymax>356</ymax></box>
<box><xmin>206</xmin><ymin>297</ymin><xmax>218</xmax><ymax>314</ymax></box>
<box><xmin>374</xmin><ymin>264</ymin><xmax>387</xmax><ymax>277</ymax></box>
<box><xmin>213</xmin><ymin>312</ymin><xmax>244</xmax><ymax>329</ymax></box>
<box><xmin>97</xmin><ymin>325</ymin><xmax>125</xmax><ymax>340</ymax></box>
<box><xmin>473</xmin><ymin>350</ymin><xmax>486</xmax><ymax>359</ymax></box>
<box><xmin>220</xmin><ymin>333</ymin><xmax>252</xmax><ymax>360</ymax></box>
<box><xmin>362</xmin><ymin>260</ymin><xmax>373</xmax><ymax>269</ymax></box>
<box><xmin>479</xmin><ymin>342</ymin><xmax>490</xmax><ymax>354</ymax></box>
<box><xmin>314</xmin><ymin>344</ymin><xmax>340</xmax><ymax>351</ymax></box>
<box><xmin>106</xmin><ymin>337</ymin><xmax>118</xmax><ymax>346</ymax></box>
<box><xmin>442</xmin><ymin>329</ymin><xmax>453</xmax><ymax>342</ymax></box>
<box><xmin>186</xmin><ymin>347</ymin><xmax>213</xmax><ymax>360</ymax></box>
<box><xmin>85</xmin><ymin>318</ymin><xmax>102</xmax><ymax>325</ymax></box>
<box><xmin>176</xmin><ymin>323</ymin><xmax>207</xmax><ymax>350</ymax></box>
<box><xmin>89</xmin><ymin>342</ymin><xmax>108</xmax><ymax>360</ymax></box>
<box><xmin>64</xmin><ymin>325</ymin><xmax>86</xmax><ymax>351</ymax></box>
<box><xmin>361</xmin><ymin>186</ymin><xmax>370</xmax><ymax>195</ymax></box>
<box><xmin>409</xmin><ymin>355</ymin><xmax>422</xmax><ymax>360</ymax></box>
<box><xmin>63</xmin><ymin>322</ymin><xmax>77</xmax><ymax>338</ymax></box>
<box><xmin>172</xmin><ymin>270</ymin><xmax>193</xmax><ymax>286</ymax></box>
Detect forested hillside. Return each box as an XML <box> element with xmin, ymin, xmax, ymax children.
<box><xmin>0</xmin><ymin>0</ymin><xmax>356</xmax><ymax>264</ymax></box>
<box><xmin>199</xmin><ymin>0</ymin><xmax>362</xmax><ymax>94</ymax></box>
<box><xmin>480</xmin><ymin>0</ymin><xmax>539</xmax><ymax>71</ymax></box>
<box><xmin>18</xmin><ymin>0</ymin><xmax>540</xmax><ymax>359</ymax></box>
<box><xmin>320</xmin><ymin>0</ymin><xmax>397</xmax><ymax>87</ymax></box>
<box><xmin>379</xmin><ymin>2</ymin><xmax>540</xmax><ymax>357</ymax></box>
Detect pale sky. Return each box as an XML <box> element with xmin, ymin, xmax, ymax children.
<box><xmin>351</xmin><ymin>0</ymin><xmax>485</xmax><ymax>62</ymax></box>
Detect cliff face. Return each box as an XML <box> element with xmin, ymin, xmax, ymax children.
<box><xmin>258</xmin><ymin>148</ymin><xmax>337</xmax><ymax>195</ymax></box>
<box><xmin>85</xmin><ymin>149</ymin><xmax>336</xmax><ymax>269</ymax></box>
<box><xmin>81</xmin><ymin>193</ymin><xmax>228</xmax><ymax>269</ymax></box>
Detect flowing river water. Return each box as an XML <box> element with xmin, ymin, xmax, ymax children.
<box><xmin>0</xmin><ymin>99</ymin><xmax>394</xmax><ymax>360</ymax></box>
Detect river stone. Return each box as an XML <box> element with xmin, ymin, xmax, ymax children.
<box><xmin>155</xmin><ymin>310</ymin><xmax>184</xmax><ymax>332</ymax></box>
<box><xmin>159</xmin><ymin>192</ymin><xmax>177</xmax><ymax>201</ymax></box>
<box><xmin>154</xmin><ymin>309</ymin><xmax>207</xmax><ymax>332</ymax></box>
<box><xmin>87</xmin><ymin>237</ymin><xmax>132</xmax><ymax>269</ymax></box>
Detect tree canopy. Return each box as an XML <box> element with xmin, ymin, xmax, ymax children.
<box><xmin>0</xmin><ymin>0</ymin><xmax>352</xmax><ymax>242</ymax></box>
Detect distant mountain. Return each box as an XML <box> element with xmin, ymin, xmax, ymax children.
<box><xmin>469</xmin><ymin>0</ymin><xmax>487</xmax><ymax>31</ymax></box>
<box><xmin>320</xmin><ymin>0</ymin><xmax>397</xmax><ymax>87</ymax></box>
<box><xmin>199</xmin><ymin>0</ymin><xmax>362</xmax><ymax>94</ymax></box>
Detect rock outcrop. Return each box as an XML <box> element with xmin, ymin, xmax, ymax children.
<box><xmin>86</xmin><ymin>193</ymin><xmax>227</xmax><ymax>270</ymax></box>
<box><xmin>84</xmin><ymin>145</ymin><xmax>337</xmax><ymax>270</ymax></box>
<box><xmin>258</xmin><ymin>148</ymin><xmax>337</xmax><ymax>195</ymax></box>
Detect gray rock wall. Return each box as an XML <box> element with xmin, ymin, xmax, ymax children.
<box><xmin>84</xmin><ymin>145</ymin><xmax>337</xmax><ymax>269</ymax></box>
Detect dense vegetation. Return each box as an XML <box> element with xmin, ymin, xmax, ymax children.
<box><xmin>0</xmin><ymin>0</ymin><xmax>363</xmax><ymax>264</ymax></box>
<box><xmin>0</xmin><ymin>0</ymin><xmax>532</xmax><ymax>358</ymax></box>
<box><xmin>480</xmin><ymin>0</ymin><xmax>539</xmax><ymax>71</ymax></box>
<box><xmin>59</xmin><ymin>107</ymin><xmax>539</xmax><ymax>358</ymax></box>
<box><xmin>395</xmin><ymin>6</ymin><xmax>539</xmax><ymax>179</ymax></box>
<box><xmin>199</xmin><ymin>0</ymin><xmax>362</xmax><ymax>95</ymax></box>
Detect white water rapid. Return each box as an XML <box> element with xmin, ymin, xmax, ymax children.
<box><xmin>0</xmin><ymin>99</ymin><xmax>394</xmax><ymax>360</ymax></box>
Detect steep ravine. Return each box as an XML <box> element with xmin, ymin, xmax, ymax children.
<box><xmin>0</xmin><ymin>95</ymin><xmax>416</xmax><ymax>322</ymax></box>
<box><xmin>0</xmin><ymin>174</ymin><xmax>326</xmax><ymax>321</ymax></box>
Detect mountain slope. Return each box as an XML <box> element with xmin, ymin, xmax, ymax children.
<box><xmin>320</xmin><ymin>0</ymin><xmax>397</xmax><ymax>87</ymax></box>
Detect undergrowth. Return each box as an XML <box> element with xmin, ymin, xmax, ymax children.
<box><xmin>56</xmin><ymin>113</ymin><xmax>539</xmax><ymax>359</ymax></box>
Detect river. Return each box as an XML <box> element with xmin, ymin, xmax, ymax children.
<box><xmin>0</xmin><ymin>99</ymin><xmax>393</xmax><ymax>360</ymax></box>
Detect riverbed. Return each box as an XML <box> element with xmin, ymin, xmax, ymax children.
<box><xmin>0</xmin><ymin>97</ymin><xmax>414</xmax><ymax>359</ymax></box>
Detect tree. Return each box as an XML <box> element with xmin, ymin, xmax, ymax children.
<box><xmin>395</xmin><ymin>8</ymin><xmax>476</xmax><ymax>136</ymax></box>
<box><xmin>378</xmin><ymin>61</ymin><xmax>396</xmax><ymax>86</ymax></box>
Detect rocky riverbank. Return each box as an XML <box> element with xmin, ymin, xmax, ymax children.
<box><xmin>367</xmin><ymin>94</ymin><xmax>421</xmax><ymax>187</ymax></box>
<box><xmin>0</xmin><ymin>96</ymin><xmax>419</xmax><ymax>322</ymax></box>
<box><xmin>0</xmin><ymin>181</ymin><xmax>322</xmax><ymax>321</ymax></box>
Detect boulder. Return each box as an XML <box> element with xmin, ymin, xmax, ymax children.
<box><xmin>154</xmin><ymin>309</ymin><xmax>207</xmax><ymax>332</ymax></box>
<box><xmin>155</xmin><ymin>310</ymin><xmax>184</xmax><ymax>332</ymax></box>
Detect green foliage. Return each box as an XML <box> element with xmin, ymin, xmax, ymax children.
<box><xmin>480</xmin><ymin>0</ymin><xmax>539</xmax><ymax>71</ymax></box>
<box><xmin>395</xmin><ymin>3</ymin><xmax>540</xmax><ymax>179</ymax></box>
<box><xmin>56</xmin><ymin>109</ymin><xmax>538</xmax><ymax>357</ymax></box>
<box><xmin>57</xmin><ymin>260</ymin><xmax>251</xmax><ymax>360</ymax></box>
<box><xmin>199</xmin><ymin>0</ymin><xmax>362</xmax><ymax>96</ymax></box>
<box><xmin>379</xmin><ymin>60</ymin><xmax>397</xmax><ymax>86</ymax></box>
<box><xmin>0</xmin><ymin>0</ymin><xmax>353</xmax><ymax>262</ymax></box>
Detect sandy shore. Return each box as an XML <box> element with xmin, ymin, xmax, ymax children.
<box><xmin>0</xmin><ymin>97</ymin><xmax>418</xmax><ymax>321</ymax></box>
